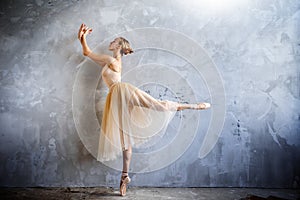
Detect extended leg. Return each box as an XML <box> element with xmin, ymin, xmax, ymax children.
<box><xmin>129</xmin><ymin>87</ymin><xmax>211</xmax><ymax>111</ymax></box>
<box><xmin>177</xmin><ymin>102</ymin><xmax>211</xmax><ymax>111</ymax></box>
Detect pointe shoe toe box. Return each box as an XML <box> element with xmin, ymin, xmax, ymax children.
<box><xmin>203</xmin><ymin>103</ymin><xmax>211</xmax><ymax>109</ymax></box>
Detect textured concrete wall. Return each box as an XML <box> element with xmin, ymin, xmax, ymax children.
<box><xmin>0</xmin><ymin>0</ymin><xmax>299</xmax><ymax>188</ymax></box>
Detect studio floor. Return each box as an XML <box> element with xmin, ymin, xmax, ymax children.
<box><xmin>0</xmin><ymin>187</ymin><xmax>299</xmax><ymax>200</ymax></box>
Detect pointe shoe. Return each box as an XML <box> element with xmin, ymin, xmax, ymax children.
<box><xmin>120</xmin><ymin>175</ymin><xmax>131</xmax><ymax>196</ymax></box>
<box><xmin>198</xmin><ymin>103</ymin><xmax>211</xmax><ymax>109</ymax></box>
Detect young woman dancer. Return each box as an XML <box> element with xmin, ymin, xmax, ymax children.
<box><xmin>78</xmin><ymin>23</ymin><xmax>211</xmax><ymax>196</ymax></box>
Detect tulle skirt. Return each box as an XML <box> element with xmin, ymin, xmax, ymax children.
<box><xmin>97</xmin><ymin>82</ymin><xmax>178</xmax><ymax>162</ymax></box>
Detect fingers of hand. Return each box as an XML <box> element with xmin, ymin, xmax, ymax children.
<box><xmin>83</xmin><ymin>27</ymin><xmax>92</xmax><ymax>35</ymax></box>
<box><xmin>78</xmin><ymin>23</ymin><xmax>85</xmax><ymax>39</ymax></box>
<box><xmin>80</xmin><ymin>23</ymin><xmax>84</xmax><ymax>29</ymax></box>
<box><xmin>78</xmin><ymin>23</ymin><xmax>92</xmax><ymax>40</ymax></box>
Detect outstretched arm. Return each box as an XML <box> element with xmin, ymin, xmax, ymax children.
<box><xmin>78</xmin><ymin>23</ymin><xmax>115</xmax><ymax>67</ymax></box>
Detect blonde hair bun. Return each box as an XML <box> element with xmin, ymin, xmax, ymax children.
<box><xmin>118</xmin><ymin>37</ymin><xmax>134</xmax><ymax>56</ymax></box>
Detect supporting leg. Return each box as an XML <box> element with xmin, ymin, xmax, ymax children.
<box><xmin>122</xmin><ymin>145</ymin><xmax>132</xmax><ymax>174</ymax></box>
<box><xmin>120</xmin><ymin>146</ymin><xmax>132</xmax><ymax>196</ymax></box>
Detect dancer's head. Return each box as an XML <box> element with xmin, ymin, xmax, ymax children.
<box><xmin>109</xmin><ymin>37</ymin><xmax>134</xmax><ymax>56</ymax></box>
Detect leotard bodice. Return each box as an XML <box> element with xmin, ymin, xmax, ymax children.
<box><xmin>101</xmin><ymin>64</ymin><xmax>121</xmax><ymax>88</ymax></box>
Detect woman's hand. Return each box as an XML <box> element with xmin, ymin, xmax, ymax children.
<box><xmin>78</xmin><ymin>23</ymin><xmax>93</xmax><ymax>56</ymax></box>
<box><xmin>78</xmin><ymin>23</ymin><xmax>92</xmax><ymax>41</ymax></box>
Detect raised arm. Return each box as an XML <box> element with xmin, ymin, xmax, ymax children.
<box><xmin>78</xmin><ymin>24</ymin><xmax>115</xmax><ymax>67</ymax></box>
<box><xmin>78</xmin><ymin>23</ymin><xmax>93</xmax><ymax>56</ymax></box>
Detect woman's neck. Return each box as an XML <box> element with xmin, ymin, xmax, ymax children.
<box><xmin>113</xmin><ymin>51</ymin><xmax>122</xmax><ymax>60</ymax></box>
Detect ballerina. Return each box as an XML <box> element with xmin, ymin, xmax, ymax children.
<box><xmin>78</xmin><ymin>23</ymin><xmax>211</xmax><ymax>196</ymax></box>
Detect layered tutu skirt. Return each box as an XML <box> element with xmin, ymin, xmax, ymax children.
<box><xmin>97</xmin><ymin>82</ymin><xmax>178</xmax><ymax>162</ymax></box>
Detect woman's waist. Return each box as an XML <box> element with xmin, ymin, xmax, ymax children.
<box><xmin>108</xmin><ymin>81</ymin><xmax>134</xmax><ymax>90</ymax></box>
<box><xmin>108</xmin><ymin>81</ymin><xmax>122</xmax><ymax>89</ymax></box>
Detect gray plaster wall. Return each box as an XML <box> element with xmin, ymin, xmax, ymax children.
<box><xmin>0</xmin><ymin>0</ymin><xmax>299</xmax><ymax>188</ymax></box>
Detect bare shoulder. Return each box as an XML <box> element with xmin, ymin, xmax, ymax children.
<box><xmin>108</xmin><ymin>58</ymin><xmax>122</xmax><ymax>72</ymax></box>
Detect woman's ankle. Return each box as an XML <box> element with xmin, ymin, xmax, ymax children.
<box><xmin>121</xmin><ymin>171</ymin><xmax>128</xmax><ymax>178</ymax></box>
